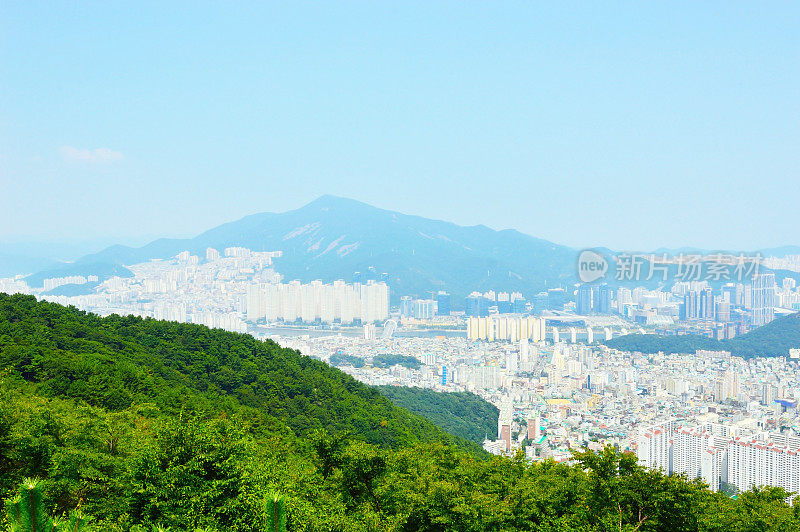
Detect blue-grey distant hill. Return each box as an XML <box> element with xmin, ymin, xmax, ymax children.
<box><xmin>652</xmin><ymin>246</ymin><xmax>800</xmax><ymax>257</ymax></box>
<box><xmin>605</xmin><ymin>312</ymin><xmax>800</xmax><ymax>359</ymax></box>
<box><xmin>0</xmin><ymin>252</ymin><xmax>60</xmax><ymax>278</ymax></box>
<box><xmin>42</xmin><ymin>281</ymin><xmax>102</xmax><ymax>297</ymax></box>
<box><xmin>64</xmin><ymin>196</ymin><xmax>580</xmax><ymax>301</ymax></box>
<box><xmin>0</xmin><ymin>239</ymin><xmax>144</xmax><ymax>278</ymax></box>
<box><xmin>25</xmin><ymin>262</ymin><xmax>133</xmax><ymax>289</ymax></box>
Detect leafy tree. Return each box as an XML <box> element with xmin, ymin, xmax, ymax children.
<box><xmin>310</xmin><ymin>430</ymin><xmax>347</xmax><ymax>480</ymax></box>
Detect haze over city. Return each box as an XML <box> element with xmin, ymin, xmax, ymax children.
<box><xmin>3</xmin><ymin>3</ymin><xmax>800</xmax><ymax>531</ymax></box>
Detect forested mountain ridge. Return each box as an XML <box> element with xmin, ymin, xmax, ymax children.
<box><xmin>606</xmin><ymin>312</ymin><xmax>800</xmax><ymax>358</ymax></box>
<box><xmin>2</xmin><ymin>293</ymin><xmax>800</xmax><ymax>531</ymax></box>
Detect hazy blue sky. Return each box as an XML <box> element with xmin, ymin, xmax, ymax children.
<box><xmin>1</xmin><ymin>2</ymin><xmax>798</xmax><ymax>251</ymax></box>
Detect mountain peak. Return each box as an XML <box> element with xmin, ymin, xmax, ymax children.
<box><xmin>302</xmin><ymin>195</ymin><xmax>372</xmax><ymax>211</ymax></box>
<box><xmin>63</xmin><ymin>195</ymin><xmax>576</xmax><ymax>300</ymax></box>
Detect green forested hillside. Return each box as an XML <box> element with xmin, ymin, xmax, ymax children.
<box><xmin>2</xmin><ymin>293</ymin><xmax>800</xmax><ymax>531</ymax></box>
<box><xmin>606</xmin><ymin>312</ymin><xmax>800</xmax><ymax>358</ymax></box>
<box><xmin>371</xmin><ymin>354</ymin><xmax>421</xmax><ymax>370</ymax></box>
<box><xmin>0</xmin><ymin>293</ymin><xmax>465</xmax><ymax>451</ymax></box>
<box><xmin>376</xmin><ymin>386</ymin><xmax>499</xmax><ymax>444</ymax></box>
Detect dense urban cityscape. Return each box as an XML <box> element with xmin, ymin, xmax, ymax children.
<box><xmin>3</xmin><ymin>245</ymin><xmax>800</xmax><ymax>499</ymax></box>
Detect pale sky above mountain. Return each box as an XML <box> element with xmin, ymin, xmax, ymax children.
<box><xmin>1</xmin><ymin>2</ymin><xmax>798</xmax><ymax>251</ymax></box>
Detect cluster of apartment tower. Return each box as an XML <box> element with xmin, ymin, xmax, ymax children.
<box><xmin>638</xmin><ymin>420</ymin><xmax>800</xmax><ymax>497</ymax></box>
<box><xmin>466</xmin><ymin>315</ymin><xmax>548</xmax><ymax>342</ymax></box>
<box><xmin>246</xmin><ymin>280</ymin><xmax>390</xmax><ymax>324</ymax></box>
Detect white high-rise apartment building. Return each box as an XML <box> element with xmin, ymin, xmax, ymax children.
<box><xmin>752</xmin><ymin>273</ymin><xmax>775</xmax><ymax>326</ymax></box>
<box><xmin>361</xmin><ymin>281</ymin><xmax>390</xmax><ymax>323</ymax></box>
<box><xmin>246</xmin><ymin>284</ymin><xmax>264</xmax><ymax>322</ymax></box>
<box><xmin>519</xmin><ymin>339</ymin><xmax>530</xmax><ymax>363</ymax></box>
<box><xmin>670</xmin><ymin>424</ymin><xmax>733</xmax><ymax>490</ymax></box>
<box><xmin>713</xmin><ymin>370</ymin><xmax>739</xmax><ymax>403</ymax></box>
<box><xmin>637</xmin><ymin>420</ymin><xmax>675</xmax><ymax>473</ymax></box>
<box><xmin>727</xmin><ymin>432</ymin><xmax>800</xmax><ymax>497</ymax></box>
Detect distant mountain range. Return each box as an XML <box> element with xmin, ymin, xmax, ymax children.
<box><xmin>605</xmin><ymin>312</ymin><xmax>800</xmax><ymax>358</ymax></box>
<box><xmin>7</xmin><ymin>196</ymin><xmax>800</xmax><ymax>304</ymax></box>
<box><xmin>0</xmin><ymin>252</ymin><xmax>60</xmax><ymax>278</ymax></box>
<box><xmin>651</xmin><ymin>246</ymin><xmax>800</xmax><ymax>258</ymax></box>
<box><xmin>37</xmin><ymin>195</ymin><xmax>580</xmax><ymax>302</ymax></box>
<box><xmin>0</xmin><ymin>238</ymin><xmax>146</xmax><ymax>278</ymax></box>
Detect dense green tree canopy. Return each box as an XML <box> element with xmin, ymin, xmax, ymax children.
<box><xmin>328</xmin><ymin>353</ymin><xmax>365</xmax><ymax>368</ymax></box>
<box><xmin>0</xmin><ymin>294</ymin><xmax>469</xmax><ymax>451</ymax></box>
<box><xmin>2</xmin><ymin>293</ymin><xmax>800</xmax><ymax>531</ymax></box>
<box><xmin>371</xmin><ymin>354</ymin><xmax>421</xmax><ymax>370</ymax></box>
<box><xmin>376</xmin><ymin>386</ymin><xmax>499</xmax><ymax>444</ymax></box>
